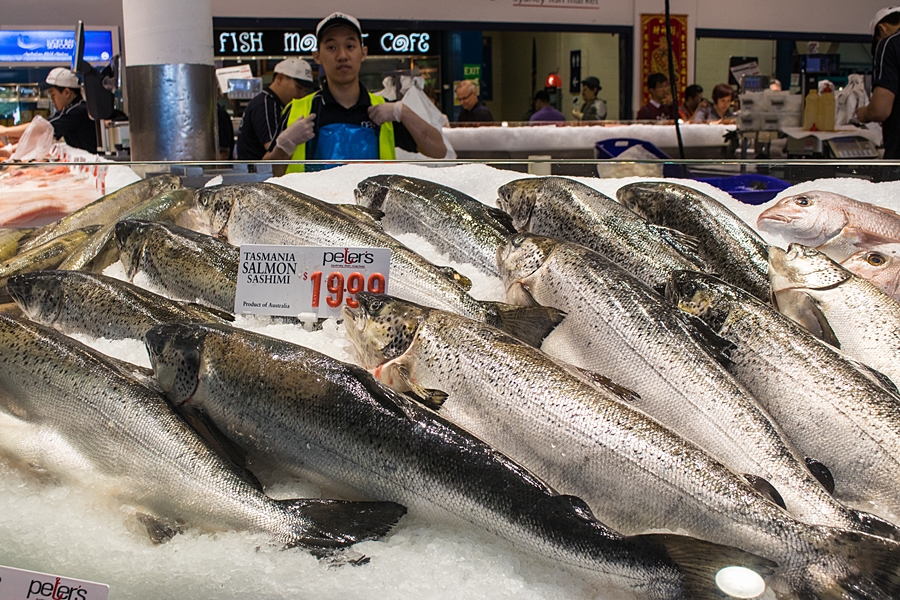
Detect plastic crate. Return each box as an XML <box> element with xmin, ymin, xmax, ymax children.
<box><xmin>594</xmin><ymin>138</ymin><xmax>685</xmax><ymax>178</ymax></box>
<box><xmin>694</xmin><ymin>174</ymin><xmax>791</xmax><ymax>205</ymax></box>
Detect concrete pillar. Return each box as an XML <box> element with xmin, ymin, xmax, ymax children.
<box><xmin>122</xmin><ymin>0</ymin><xmax>216</xmax><ymax>161</ymax></box>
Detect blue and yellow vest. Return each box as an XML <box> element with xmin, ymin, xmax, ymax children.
<box><xmin>284</xmin><ymin>92</ymin><xmax>396</xmax><ymax>173</ymax></box>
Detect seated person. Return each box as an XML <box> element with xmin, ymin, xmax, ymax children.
<box><xmin>678</xmin><ymin>84</ymin><xmax>708</xmax><ymax>121</ymax></box>
<box><xmin>691</xmin><ymin>83</ymin><xmax>736</xmax><ymax>124</ymax></box>
<box><xmin>636</xmin><ymin>72</ymin><xmax>675</xmax><ymax>121</ymax></box>
<box><xmin>529</xmin><ymin>90</ymin><xmax>566</xmax><ymax>123</ymax></box>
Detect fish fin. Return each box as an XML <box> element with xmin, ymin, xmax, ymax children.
<box><xmin>805</xmin><ymin>530</ymin><xmax>900</xmax><ymax>599</ymax></box>
<box><xmin>556</xmin><ymin>494</ymin><xmax>599</xmax><ymax>523</ymax></box>
<box><xmin>485</xmin><ymin>205</ymin><xmax>518</xmax><ymax>234</ymax></box>
<box><xmin>310</xmin><ymin>548</ymin><xmax>372</xmax><ymax>567</ymax></box>
<box><xmin>679</xmin><ymin>313</ymin><xmax>736</xmax><ymax>368</ymax></box>
<box><xmin>332</xmin><ymin>203</ymin><xmax>384</xmax><ymax>227</ymax></box>
<box><xmin>505</xmin><ymin>281</ymin><xmax>540</xmax><ymax>307</ymax></box>
<box><xmin>845</xmin><ymin>358</ymin><xmax>900</xmax><ymax>396</ymax></box>
<box><xmin>647</xmin><ymin>224</ymin><xmax>708</xmax><ymax>271</ymax></box>
<box><xmin>179</xmin><ymin>407</ymin><xmax>263</xmax><ymax>491</ymax></box>
<box><xmin>483</xmin><ymin>301</ymin><xmax>566</xmax><ymax>347</ymax></box>
<box><xmin>135</xmin><ymin>512</ymin><xmax>183</xmax><ymax>544</ymax></box>
<box><xmin>805</xmin><ymin>457</ymin><xmax>836</xmax><ymax>495</ymax></box>
<box><xmin>772</xmin><ymin>289</ymin><xmax>841</xmax><ymax>348</ymax></box>
<box><xmin>278</xmin><ymin>498</ymin><xmax>407</xmax><ymax>550</ymax></box>
<box><xmin>742</xmin><ymin>474</ymin><xmax>786</xmax><ymax>510</ymax></box>
<box><xmin>391</xmin><ymin>362</ymin><xmax>447</xmax><ymax>409</ymax></box>
<box><xmin>438</xmin><ymin>266</ymin><xmax>472</xmax><ymax>291</ymax></box>
<box><xmin>847</xmin><ymin>509</ymin><xmax>900</xmax><ymax>542</ymax></box>
<box><xmin>183</xmin><ymin>301</ymin><xmax>235</xmax><ymax>323</ymax></box>
<box><xmin>636</xmin><ymin>533</ymin><xmax>776</xmax><ymax>600</ymax></box>
<box><xmin>571</xmin><ymin>367</ymin><xmax>642</xmax><ymax>403</ymax></box>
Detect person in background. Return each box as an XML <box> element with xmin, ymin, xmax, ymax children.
<box><xmin>0</xmin><ymin>68</ymin><xmax>97</xmax><ymax>153</ymax></box>
<box><xmin>572</xmin><ymin>76</ymin><xmax>607</xmax><ymax>121</ymax></box>
<box><xmin>263</xmin><ymin>12</ymin><xmax>445</xmax><ymax>169</ymax></box>
<box><xmin>455</xmin><ymin>79</ymin><xmax>493</xmax><ymax>122</ymax></box>
<box><xmin>769</xmin><ymin>79</ymin><xmax>783</xmax><ymax>92</ymax></box>
<box><xmin>678</xmin><ymin>84</ymin><xmax>707</xmax><ymax>121</ymax></box>
<box><xmin>529</xmin><ymin>90</ymin><xmax>566</xmax><ymax>123</ymax></box>
<box><xmin>857</xmin><ymin>6</ymin><xmax>900</xmax><ymax>158</ymax></box>
<box><xmin>691</xmin><ymin>83</ymin><xmax>736</xmax><ymax>124</ymax></box>
<box><xmin>636</xmin><ymin>72</ymin><xmax>674</xmax><ymax>121</ymax></box>
<box><xmin>237</xmin><ymin>58</ymin><xmax>316</xmax><ymax>160</ymax></box>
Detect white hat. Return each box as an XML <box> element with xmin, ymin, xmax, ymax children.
<box><xmin>43</xmin><ymin>67</ymin><xmax>80</xmax><ymax>89</ymax></box>
<box><xmin>316</xmin><ymin>12</ymin><xmax>363</xmax><ymax>42</ymax></box>
<box><xmin>871</xmin><ymin>6</ymin><xmax>900</xmax><ymax>34</ymax></box>
<box><xmin>273</xmin><ymin>58</ymin><xmax>315</xmax><ymax>87</ymax></box>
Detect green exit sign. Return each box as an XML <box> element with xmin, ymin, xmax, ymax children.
<box><xmin>463</xmin><ymin>64</ymin><xmax>481</xmax><ymax>78</ymax></box>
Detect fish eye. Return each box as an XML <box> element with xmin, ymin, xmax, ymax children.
<box><xmin>368</xmin><ymin>299</ymin><xmax>384</xmax><ymax>313</ymax></box>
<box><xmin>866</xmin><ymin>252</ymin><xmax>887</xmax><ymax>267</ymax></box>
<box><xmin>794</xmin><ymin>196</ymin><xmax>810</xmax><ymax>206</ymax></box>
<box><xmin>512</xmin><ymin>235</ymin><xmax>525</xmax><ymax>247</ymax></box>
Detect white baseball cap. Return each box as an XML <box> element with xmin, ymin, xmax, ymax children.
<box><xmin>316</xmin><ymin>12</ymin><xmax>363</xmax><ymax>42</ymax></box>
<box><xmin>871</xmin><ymin>6</ymin><xmax>900</xmax><ymax>34</ymax></box>
<box><xmin>273</xmin><ymin>58</ymin><xmax>315</xmax><ymax>87</ymax></box>
<box><xmin>43</xmin><ymin>67</ymin><xmax>80</xmax><ymax>89</ymax></box>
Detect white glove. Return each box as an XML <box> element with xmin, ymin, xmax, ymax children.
<box><xmin>275</xmin><ymin>113</ymin><xmax>316</xmax><ymax>155</ymax></box>
<box><xmin>368</xmin><ymin>102</ymin><xmax>403</xmax><ymax>126</ymax></box>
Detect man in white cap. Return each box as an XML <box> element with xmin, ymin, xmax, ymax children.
<box><xmin>858</xmin><ymin>6</ymin><xmax>900</xmax><ymax>158</ymax></box>
<box><xmin>236</xmin><ymin>57</ymin><xmax>316</xmax><ymax>160</ymax></box>
<box><xmin>264</xmin><ymin>12</ymin><xmax>445</xmax><ymax>169</ymax></box>
<box><xmin>0</xmin><ymin>67</ymin><xmax>97</xmax><ymax>153</ymax></box>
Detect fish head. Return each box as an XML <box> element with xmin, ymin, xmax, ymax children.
<box><xmin>496</xmin><ymin>233</ymin><xmax>557</xmax><ymax>303</ymax></box>
<box><xmin>354</xmin><ymin>175</ymin><xmax>393</xmax><ymax>210</ymax></box>
<box><xmin>496</xmin><ymin>179</ymin><xmax>541</xmax><ymax>231</ymax></box>
<box><xmin>342</xmin><ymin>292</ymin><xmax>428</xmax><ymax>370</ymax></box>
<box><xmin>115</xmin><ymin>219</ymin><xmax>154</xmax><ymax>279</ymax></box>
<box><xmin>768</xmin><ymin>243</ymin><xmax>851</xmax><ymax>294</ymax></box>
<box><xmin>144</xmin><ymin>324</ymin><xmax>205</xmax><ymax>407</ymax></box>
<box><xmin>188</xmin><ymin>185</ymin><xmax>236</xmax><ymax>237</ymax></box>
<box><xmin>665</xmin><ymin>270</ymin><xmax>736</xmax><ymax>332</ymax></box>
<box><xmin>756</xmin><ymin>191</ymin><xmax>850</xmax><ymax>246</ymax></box>
<box><xmin>840</xmin><ymin>243</ymin><xmax>900</xmax><ymax>301</ymax></box>
<box><xmin>615</xmin><ymin>182</ymin><xmax>668</xmax><ymax>222</ymax></box>
<box><xmin>6</xmin><ymin>272</ymin><xmax>64</xmax><ymax>326</ymax></box>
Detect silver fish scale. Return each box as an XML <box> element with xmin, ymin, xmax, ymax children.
<box><xmin>499</xmin><ymin>178</ymin><xmax>700</xmax><ymax>290</ymax></box>
<box><xmin>506</xmin><ymin>239</ymin><xmax>872</xmax><ymax>534</ymax></box>
<box><xmin>356</xmin><ymin>175</ymin><xmax>511</xmax><ymax>277</ymax></box>
<box><xmin>617</xmin><ymin>182</ymin><xmax>771</xmax><ymax>301</ymax></box>
<box><xmin>118</xmin><ymin>221</ymin><xmax>239</xmax><ymax>312</ymax></box>
<box><xmin>9</xmin><ymin>271</ymin><xmax>219</xmax><ymax>340</ymax></box>
<box><xmin>173</xmin><ymin>325</ymin><xmax>688</xmax><ymax>596</ymax></box>
<box><xmin>674</xmin><ymin>272</ymin><xmax>900</xmax><ymax>522</ymax></box>
<box><xmin>0</xmin><ymin>315</ymin><xmax>308</xmax><ymax>543</ymax></box>
<box><xmin>216</xmin><ymin>184</ymin><xmax>490</xmax><ymax>321</ymax></box>
<box><xmin>380</xmin><ymin>308</ymin><xmax>833</xmax><ymax>572</ymax></box>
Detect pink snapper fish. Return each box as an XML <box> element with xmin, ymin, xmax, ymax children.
<box><xmin>841</xmin><ymin>242</ymin><xmax>900</xmax><ymax>301</ymax></box>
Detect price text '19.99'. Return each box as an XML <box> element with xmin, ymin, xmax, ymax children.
<box><xmin>309</xmin><ymin>271</ymin><xmax>386</xmax><ymax>309</ymax></box>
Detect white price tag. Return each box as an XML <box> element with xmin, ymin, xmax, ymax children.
<box><xmin>234</xmin><ymin>245</ymin><xmax>391</xmax><ymax>319</ymax></box>
<box><xmin>0</xmin><ymin>565</ymin><xmax>109</xmax><ymax>600</ymax></box>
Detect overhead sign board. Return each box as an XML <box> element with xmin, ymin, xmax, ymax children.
<box><xmin>213</xmin><ymin>28</ymin><xmax>440</xmax><ymax>57</ymax></box>
<box><xmin>0</xmin><ymin>30</ymin><xmax>114</xmax><ymax>64</ymax></box>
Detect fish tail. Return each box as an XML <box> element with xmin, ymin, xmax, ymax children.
<box><xmin>638</xmin><ymin>533</ymin><xmax>777</xmax><ymax>600</ymax></box>
<box><xmin>279</xmin><ymin>498</ymin><xmax>407</xmax><ymax>550</ymax></box>
<box><xmin>482</xmin><ymin>301</ymin><xmax>566</xmax><ymax>347</ymax></box>
<box><xmin>801</xmin><ymin>529</ymin><xmax>900</xmax><ymax>600</ymax></box>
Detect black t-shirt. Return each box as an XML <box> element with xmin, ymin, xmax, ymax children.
<box><xmin>874</xmin><ymin>31</ymin><xmax>900</xmax><ymax>159</ymax></box>
<box><xmin>270</xmin><ymin>82</ymin><xmax>417</xmax><ymax>157</ymax></box>
<box><xmin>48</xmin><ymin>97</ymin><xmax>97</xmax><ymax>153</ymax></box>
<box><xmin>236</xmin><ymin>87</ymin><xmax>284</xmax><ymax>160</ymax></box>
<box><xmin>457</xmin><ymin>101</ymin><xmax>493</xmax><ymax>123</ymax></box>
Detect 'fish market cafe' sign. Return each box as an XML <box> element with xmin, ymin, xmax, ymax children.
<box><xmin>214</xmin><ymin>27</ymin><xmax>440</xmax><ymax>58</ymax></box>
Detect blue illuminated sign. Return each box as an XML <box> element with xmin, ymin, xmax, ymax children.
<box><xmin>0</xmin><ymin>30</ymin><xmax>114</xmax><ymax>63</ymax></box>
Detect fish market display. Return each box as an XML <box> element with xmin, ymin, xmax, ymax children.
<box><xmin>497</xmin><ymin>177</ymin><xmax>705</xmax><ymax>292</ymax></box>
<box><xmin>668</xmin><ymin>269</ymin><xmax>900</xmax><ymax>524</ymax></box>
<box><xmin>496</xmin><ymin>233</ymin><xmax>891</xmax><ymax>538</ymax></box>
<box><xmin>354</xmin><ymin>174</ymin><xmax>515</xmax><ymax>276</ymax></box>
<box><xmin>840</xmin><ymin>242</ymin><xmax>900</xmax><ymax>301</ymax></box>
<box><xmin>145</xmin><ymin>321</ymin><xmax>775</xmax><ymax>600</ymax></box>
<box><xmin>115</xmin><ymin>219</ymin><xmax>240</xmax><ymax>312</ymax></box>
<box><xmin>7</xmin><ymin>270</ymin><xmax>230</xmax><ymax>340</ymax></box>
<box><xmin>769</xmin><ymin>244</ymin><xmax>900</xmax><ymax>386</ymax></box>
<box><xmin>617</xmin><ymin>181</ymin><xmax>771</xmax><ymax>301</ymax></box>
<box><xmin>0</xmin><ymin>313</ymin><xmax>406</xmax><ymax>549</ymax></box>
<box><xmin>0</xmin><ymin>226</ymin><xmax>99</xmax><ymax>291</ymax></box>
<box><xmin>186</xmin><ymin>182</ymin><xmax>561</xmax><ymax>346</ymax></box>
<box><xmin>757</xmin><ymin>190</ymin><xmax>900</xmax><ymax>261</ymax></box>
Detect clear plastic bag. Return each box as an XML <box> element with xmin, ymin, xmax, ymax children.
<box><xmin>10</xmin><ymin>116</ymin><xmax>55</xmax><ymax>161</ymax></box>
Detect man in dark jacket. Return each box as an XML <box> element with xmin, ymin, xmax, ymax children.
<box><xmin>455</xmin><ymin>79</ymin><xmax>493</xmax><ymax>122</ymax></box>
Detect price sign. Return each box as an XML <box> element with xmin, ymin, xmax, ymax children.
<box><xmin>0</xmin><ymin>565</ymin><xmax>109</xmax><ymax>600</ymax></box>
<box><xmin>234</xmin><ymin>245</ymin><xmax>391</xmax><ymax>319</ymax></box>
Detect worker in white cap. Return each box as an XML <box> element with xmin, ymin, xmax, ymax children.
<box><xmin>264</xmin><ymin>12</ymin><xmax>446</xmax><ymax>170</ymax></box>
<box><xmin>236</xmin><ymin>57</ymin><xmax>316</xmax><ymax>160</ymax></box>
<box><xmin>857</xmin><ymin>6</ymin><xmax>900</xmax><ymax>157</ymax></box>
<box><xmin>0</xmin><ymin>67</ymin><xmax>97</xmax><ymax>153</ymax></box>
